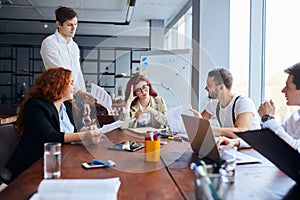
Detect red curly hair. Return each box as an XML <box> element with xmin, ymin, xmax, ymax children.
<box><xmin>15</xmin><ymin>67</ymin><xmax>72</xmax><ymax>137</ymax></box>
<box><xmin>124</xmin><ymin>74</ymin><xmax>157</xmax><ymax>107</ymax></box>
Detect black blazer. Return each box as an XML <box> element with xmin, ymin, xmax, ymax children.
<box><xmin>6</xmin><ymin>97</ymin><xmax>77</xmax><ymax>182</ymax></box>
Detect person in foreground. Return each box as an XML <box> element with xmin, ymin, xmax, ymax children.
<box><xmin>6</xmin><ymin>67</ymin><xmax>102</xmax><ymax>182</ymax></box>
<box><xmin>191</xmin><ymin>68</ymin><xmax>261</xmax><ymax>148</ymax></box>
<box><xmin>258</xmin><ymin>63</ymin><xmax>300</xmax><ymax>152</ymax></box>
<box><xmin>40</xmin><ymin>6</ymin><xmax>96</xmax><ymax>120</ymax></box>
<box><xmin>119</xmin><ymin>74</ymin><xmax>167</xmax><ymax>128</ymax></box>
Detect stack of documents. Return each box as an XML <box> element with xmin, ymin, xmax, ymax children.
<box><xmin>30</xmin><ymin>177</ymin><xmax>121</xmax><ymax>200</ymax></box>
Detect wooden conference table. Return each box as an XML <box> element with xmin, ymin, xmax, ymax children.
<box><xmin>1</xmin><ymin>129</ymin><xmax>299</xmax><ymax>200</ymax></box>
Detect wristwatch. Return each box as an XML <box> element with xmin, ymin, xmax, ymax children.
<box><xmin>261</xmin><ymin>114</ymin><xmax>274</xmax><ymax>123</ymax></box>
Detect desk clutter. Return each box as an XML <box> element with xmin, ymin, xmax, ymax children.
<box><xmin>29</xmin><ymin>177</ymin><xmax>121</xmax><ymax>200</ymax></box>
<box><xmin>128</xmin><ymin>126</ymin><xmax>189</xmax><ymax>142</ymax></box>
<box><xmin>191</xmin><ymin>161</ymin><xmax>231</xmax><ymax>200</ymax></box>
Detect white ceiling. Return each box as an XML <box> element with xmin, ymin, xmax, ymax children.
<box><xmin>0</xmin><ymin>0</ymin><xmax>190</xmax><ymax>36</ymax></box>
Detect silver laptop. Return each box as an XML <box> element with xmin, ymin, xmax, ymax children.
<box><xmin>181</xmin><ymin>114</ymin><xmax>261</xmax><ymax>164</ymax></box>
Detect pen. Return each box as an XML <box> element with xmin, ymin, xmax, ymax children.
<box><xmin>198</xmin><ymin>166</ymin><xmax>222</xmax><ymax>200</ymax></box>
<box><xmin>191</xmin><ymin>163</ymin><xmax>214</xmax><ymax>200</ymax></box>
<box><xmin>168</xmin><ymin>136</ymin><xmax>183</xmax><ymax>142</ymax></box>
<box><xmin>200</xmin><ymin>160</ymin><xmax>208</xmax><ymax>174</ymax></box>
<box><xmin>190</xmin><ymin>162</ymin><xmax>199</xmax><ymax>175</ymax></box>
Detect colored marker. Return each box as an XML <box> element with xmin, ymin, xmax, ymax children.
<box><xmin>168</xmin><ymin>136</ymin><xmax>183</xmax><ymax>142</ymax></box>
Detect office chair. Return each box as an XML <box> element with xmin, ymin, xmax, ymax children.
<box><xmin>0</xmin><ymin>124</ymin><xmax>19</xmax><ymax>183</ymax></box>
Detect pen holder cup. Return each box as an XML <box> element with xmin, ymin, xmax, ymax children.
<box><xmin>145</xmin><ymin>140</ymin><xmax>160</xmax><ymax>162</ymax></box>
<box><xmin>194</xmin><ymin>173</ymin><xmax>229</xmax><ymax>200</ymax></box>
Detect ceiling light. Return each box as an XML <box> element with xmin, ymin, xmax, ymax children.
<box><xmin>125</xmin><ymin>0</ymin><xmax>136</xmax><ymax>25</ymax></box>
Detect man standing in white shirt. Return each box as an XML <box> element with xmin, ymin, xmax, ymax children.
<box><xmin>40</xmin><ymin>6</ymin><xmax>95</xmax><ymax>120</ymax></box>
<box><xmin>259</xmin><ymin>63</ymin><xmax>300</xmax><ymax>152</ymax></box>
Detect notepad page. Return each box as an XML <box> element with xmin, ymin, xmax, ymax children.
<box><xmin>30</xmin><ymin>177</ymin><xmax>121</xmax><ymax>200</ymax></box>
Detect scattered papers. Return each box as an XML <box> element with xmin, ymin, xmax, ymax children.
<box><xmin>98</xmin><ymin>119</ymin><xmax>135</xmax><ymax>134</ymax></box>
<box><xmin>30</xmin><ymin>177</ymin><xmax>121</xmax><ymax>200</ymax></box>
<box><xmin>166</xmin><ymin>104</ymin><xmax>193</xmax><ymax>133</ymax></box>
<box><xmin>128</xmin><ymin>126</ymin><xmax>166</xmax><ymax>135</ymax></box>
<box><xmin>91</xmin><ymin>83</ymin><xmax>112</xmax><ymax>112</ymax></box>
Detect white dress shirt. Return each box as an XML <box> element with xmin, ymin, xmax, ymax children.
<box><xmin>40</xmin><ymin>29</ymin><xmax>86</xmax><ymax>93</ymax></box>
<box><xmin>263</xmin><ymin>109</ymin><xmax>300</xmax><ymax>152</ymax></box>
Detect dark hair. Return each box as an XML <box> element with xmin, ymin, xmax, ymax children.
<box><xmin>124</xmin><ymin>74</ymin><xmax>157</xmax><ymax>106</ymax></box>
<box><xmin>55</xmin><ymin>6</ymin><xmax>78</xmax><ymax>26</ymax></box>
<box><xmin>15</xmin><ymin>67</ymin><xmax>72</xmax><ymax>137</ymax></box>
<box><xmin>208</xmin><ymin>68</ymin><xmax>233</xmax><ymax>90</ymax></box>
<box><xmin>284</xmin><ymin>63</ymin><xmax>300</xmax><ymax>90</ymax></box>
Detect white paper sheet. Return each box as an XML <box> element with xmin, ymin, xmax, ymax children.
<box><xmin>91</xmin><ymin>83</ymin><xmax>112</xmax><ymax>112</ymax></box>
<box><xmin>30</xmin><ymin>177</ymin><xmax>121</xmax><ymax>200</ymax></box>
<box><xmin>97</xmin><ymin>119</ymin><xmax>135</xmax><ymax>134</ymax></box>
<box><xmin>166</xmin><ymin>104</ymin><xmax>193</xmax><ymax>133</ymax></box>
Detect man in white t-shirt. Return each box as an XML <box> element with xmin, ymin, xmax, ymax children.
<box><xmin>191</xmin><ymin>68</ymin><xmax>260</xmax><ymax>147</ymax></box>
<box><xmin>40</xmin><ymin>6</ymin><xmax>96</xmax><ymax>121</ymax></box>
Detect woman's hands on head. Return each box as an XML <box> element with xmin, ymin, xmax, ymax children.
<box><xmin>125</xmin><ymin>85</ymin><xmax>137</xmax><ymax>110</ymax></box>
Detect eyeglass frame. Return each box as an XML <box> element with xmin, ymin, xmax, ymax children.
<box><xmin>134</xmin><ymin>84</ymin><xmax>149</xmax><ymax>95</ymax></box>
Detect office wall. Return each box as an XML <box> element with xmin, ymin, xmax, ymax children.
<box><xmin>0</xmin><ymin>34</ymin><xmax>149</xmax><ymax>48</ymax></box>
<box><xmin>192</xmin><ymin>0</ymin><xmax>230</xmax><ymax>111</ymax></box>
<box><xmin>0</xmin><ymin>34</ymin><xmax>149</xmax><ymax>109</ymax></box>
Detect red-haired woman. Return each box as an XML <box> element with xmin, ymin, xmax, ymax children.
<box><xmin>120</xmin><ymin>74</ymin><xmax>167</xmax><ymax>128</ymax></box>
<box><xmin>6</xmin><ymin>67</ymin><xmax>102</xmax><ymax>182</ymax></box>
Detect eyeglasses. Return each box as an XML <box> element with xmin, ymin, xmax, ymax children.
<box><xmin>134</xmin><ymin>84</ymin><xmax>149</xmax><ymax>95</ymax></box>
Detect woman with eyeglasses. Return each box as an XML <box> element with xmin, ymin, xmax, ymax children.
<box><xmin>119</xmin><ymin>74</ymin><xmax>167</xmax><ymax>128</ymax></box>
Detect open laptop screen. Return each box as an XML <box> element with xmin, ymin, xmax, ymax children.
<box><xmin>181</xmin><ymin>114</ymin><xmax>261</xmax><ymax>164</ymax></box>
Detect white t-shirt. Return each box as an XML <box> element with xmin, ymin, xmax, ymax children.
<box><xmin>205</xmin><ymin>94</ymin><xmax>261</xmax><ymax>129</ymax></box>
<box><xmin>136</xmin><ymin>102</ymin><xmax>151</xmax><ymax>127</ymax></box>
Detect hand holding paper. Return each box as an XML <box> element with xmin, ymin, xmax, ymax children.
<box><xmin>97</xmin><ymin>119</ymin><xmax>136</xmax><ymax>134</ymax></box>
<box><xmin>91</xmin><ymin>83</ymin><xmax>112</xmax><ymax>112</ymax></box>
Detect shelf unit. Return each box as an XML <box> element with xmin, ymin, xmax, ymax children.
<box><xmin>0</xmin><ymin>44</ymin><xmax>43</xmax><ymax>109</ymax></box>
<box><xmin>80</xmin><ymin>46</ymin><xmax>149</xmax><ymax>96</ymax></box>
<box><xmin>0</xmin><ymin>44</ymin><xmax>149</xmax><ymax>109</ymax></box>
<box><xmin>0</xmin><ymin>46</ymin><xmax>16</xmax><ymax>109</ymax></box>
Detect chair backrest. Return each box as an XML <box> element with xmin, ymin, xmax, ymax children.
<box><xmin>0</xmin><ymin>124</ymin><xmax>19</xmax><ymax>182</ymax></box>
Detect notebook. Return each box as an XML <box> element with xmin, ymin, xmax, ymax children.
<box><xmin>237</xmin><ymin>128</ymin><xmax>300</xmax><ymax>183</ymax></box>
<box><xmin>181</xmin><ymin>114</ymin><xmax>261</xmax><ymax>164</ymax></box>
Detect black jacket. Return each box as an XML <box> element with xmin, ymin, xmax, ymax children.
<box><xmin>6</xmin><ymin>98</ymin><xmax>77</xmax><ymax>181</ymax></box>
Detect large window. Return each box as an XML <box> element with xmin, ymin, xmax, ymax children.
<box><xmin>164</xmin><ymin>7</ymin><xmax>192</xmax><ymax>50</ymax></box>
<box><xmin>229</xmin><ymin>0</ymin><xmax>250</xmax><ymax>96</ymax></box>
<box><xmin>265</xmin><ymin>0</ymin><xmax>300</xmax><ymax>122</ymax></box>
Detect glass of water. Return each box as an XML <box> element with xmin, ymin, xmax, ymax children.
<box><xmin>219</xmin><ymin>145</ymin><xmax>237</xmax><ymax>183</ymax></box>
<box><xmin>44</xmin><ymin>142</ymin><xmax>61</xmax><ymax>179</ymax></box>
